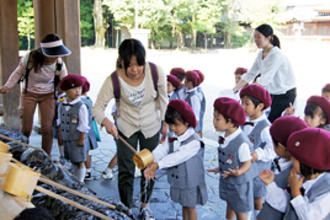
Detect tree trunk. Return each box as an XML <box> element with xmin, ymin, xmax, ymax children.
<box><xmin>27</xmin><ymin>34</ymin><xmax>31</xmax><ymax>50</ymax></box>
<box><xmin>93</xmin><ymin>0</ymin><xmax>106</xmax><ymax>47</ymax></box>
<box><xmin>191</xmin><ymin>30</ymin><xmax>197</xmax><ymax>49</ymax></box>
<box><xmin>224</xmin><ymin>31</ymin><xmax>231</xmax><ymax>48</ymax></box>
<box><xmin>204</xmin><ymin>33</ymin><xmax>207</xmax><ymax>49</ymax></box>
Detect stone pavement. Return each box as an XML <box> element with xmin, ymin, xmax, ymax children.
<box><xmin>29</xmin><ymin>125</ymin><xmax>226</xmax><ymax>220</ymax></box>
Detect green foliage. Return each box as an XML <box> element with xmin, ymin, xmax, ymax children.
<box><xmin>17</xmin><ymin>0</ymin><xmax>34</xmax><ymax>50</ymax></box>
<box><xmin>80</xmin><ymin>0</ymin><xmax>95</xmax><ymax>46</ymax></box>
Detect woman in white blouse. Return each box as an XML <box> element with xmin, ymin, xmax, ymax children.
<box><xmin>233</xmin><ymin>24</ymin><xmax>296</xmax><ymax>123</ymax></box>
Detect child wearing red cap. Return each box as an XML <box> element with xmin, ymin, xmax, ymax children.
<box><xmin>303</xmin><ymin>95</ymin><xmax>330</xmax><ymax>131</ymax></box>
<box><xmin>184</xmin><ymin>70</ymin><xmax>203</xmax><ymax>137</ymax></box>
<box><xmin>170</xmin><ymin>67</ymin><xmax>186</xmax><ymax>100</ymax></box>
<box><xmin>79</xmin><ymin>75</ymin><xmax>99</xmax><ymax>181</ymax></box>
<box><xmin>144</xmin><ymin>99</ymin><xmax>208</xmax><ymax>220</ymax></box>
<box><xmin>285</xmin><ymin>128</ymin><xmax>330</xmax><ymax>219</ymax></box>
<box><xmin>193</xmin><ymin>70</ymin><xmax>206</xmax><ymax>138</ymax></box>
<box><xmin>207</xmin><ymin>97</ymin><xmax>254</xmax><ymax>220</ymax></box>
<box><xmin>257</xmin><ymin>116</ymin><xmax>308</xmax><ymax>220</ymax></box>
<box><xmin>57</xmin><ymin>74</ymin><xmax>90</xmax><ymax>183</ymax></box>
<box><xmin>239</xmin><ymin>84</ymin><xmax>276</xmax><ymax>216</ymax></box>
<box><xmin>321</xmin><ymin>83</ymin><xmax>330</xmax><ymax>100</ymax></box>
<box><xmin>167</xmin><ymin>74</ymin><xmax>181</xmax><ymax>101</ymax></box>
<box><xmin>234</xmin><ymin>67</ymin><xmax>248</xmax><ymax>85</ymax></box>
<box><xmin>144</xmin><ymin>99</ymin><xmax>207</xmax><ymax>219</ymax></box>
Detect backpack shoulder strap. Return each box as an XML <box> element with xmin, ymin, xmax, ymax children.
<box><xmin>20</xmin><ymin>52</ymin><xmax>33</xmax><ymax>92</ymax></box>
<box><xmin>111</xmin><ymin>71</ymin><xmax>120</xmax><ymax>102</ymax></box>
<box><xmin>149</xmin><ymin>62</ymin><xmax>158</xmax><ymax>93</ymax></box>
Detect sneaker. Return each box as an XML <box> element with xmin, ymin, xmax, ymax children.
<box><xmin>85</xmin><ymin>171</ymin><xmax>92</xmax><ymax>180</ymax></box>
<box><xmin>59</xmin><ymin>157</ymin><xmax>66</xmax><ymax>165</ymax></box>
<box><xmin>134</xmin><ymin>167</ymin><xmax>141</xmax><ymax>178</ymax></box>
<box><xmin>139</xmin><ymin>207</ymin><xmax>155</xmax><ymax>220</ymax></box>
<box><xmin>102</xmin><ymin>168</ymin><xmax>114</xmax><ymax>179</ymax></box>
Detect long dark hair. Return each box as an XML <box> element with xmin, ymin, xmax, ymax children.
<box><xmin>30</xmin><ymin>33</ymin><xmax>61</xmax><ymax>71</ymax></box>
<box><xmin>256</xmin><ymin>24</ymin><xmax>280</xmax><ymax>48</ymax></box>
<box><xmin>118</xmin><ymin>39</ymin><xmax>146</xmax><ymax>73</ymax></box>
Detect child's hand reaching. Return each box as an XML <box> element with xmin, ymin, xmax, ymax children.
<box><xmin>284</xmin><ymin>102</ymin><xmax>295</xmax><ymax>116</ymax></box>
<box><xmin>222</xmin><ymin>166</ymin><xmax>240</xmax><ymax>178</ymax></box>
<box><xmin>288</xmin><ymin>168</ymin><xmax>304</xmax><ymax>198</ymax></box>
<box><xmin>206</xmin><ymin>167</ymin><xmax>220</xmax><ymax>174</ymax></box>
<box><xmin>251</xmin><ymin>151</ymin><xmax>258</xmax><ymax>162</ymax></box>
<box><xmin>144</xmin><ymin>162</ymin><xmax>159</xmax><ymax>179</ymax></box>
<box><xmin>259</xmin><ymin>169</ymin><xmax>274</xmax><ymax>185</ymax></box>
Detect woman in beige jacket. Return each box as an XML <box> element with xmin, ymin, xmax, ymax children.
<box><xmin>92</xmin><ymin>39</ymin><xmax>168</xmax><ymax>219</ymax></box>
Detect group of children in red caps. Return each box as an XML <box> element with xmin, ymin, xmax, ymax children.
<box><xmin>147</xmin><ymin>67</ymin><xmax>329</xmax><ymax>220</ymax></box>
<box><xmin>57</xmin><ymin>69</ymin><xmax>329</xmax><ymax>220</ymax></box>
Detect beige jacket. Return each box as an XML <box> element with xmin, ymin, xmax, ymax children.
<box><xmin>92</xmin><ymin>62</ymin><xmax>168</xmax><ymax>138</ymax></box>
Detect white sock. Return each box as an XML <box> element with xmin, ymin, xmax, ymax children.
<box><xmin>246</xmin><ymin>210</ymin><xmax>252</xmax><ymax>220</ymax></box>
<box><xmin>86</xmin><ymin>168</ymin><xmax>92</xmax><ymax>173</ymax></box>
<box><xmin>75</xmin><ymin>164</ymin><xmax>86</xmax><ymax>183</ymax></box>
<box><xmin>254</xmin><ymin>210</ymin><xmax>260</xmax><ymax>218</ymax></box>
<box><xmin>59</xmin><ymin>146</ymin><xmax>64</xmax><ymax>157</ymax></box>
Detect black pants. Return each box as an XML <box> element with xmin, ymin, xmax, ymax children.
<box><xmin>117</xmin><ymin>130</ymin><xmax>160</xmax><ymax>208</ymax></box>
<box><xmin>268</xmin><ymin>88</ymin><xmax>296</xmax><ymax>123</ymax></box>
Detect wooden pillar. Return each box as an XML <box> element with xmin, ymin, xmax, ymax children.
<box><xmin>0</xmin><ymin>0</ymin><xmax>21</xmax><ymax>129</ymax></box>
<box><xmin>33</xmin><ymin>0</ymin><xmax>81</xmax><ymax>74</ymax></box>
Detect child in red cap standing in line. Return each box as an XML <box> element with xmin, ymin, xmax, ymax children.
<box><xmin>144</xmin><ymin>99</ymin><xmax>208</xmax><ymax>220</ymax></box>
<box><xmin>184</xmin><ymin>70</ymin><xmax>203</xmax><ymax>137</ymax></box>
<box><xmin>193</xmin><ymin>70</ymin><xmax>206</xmax><ymax>137</ymax></box>
<box><xmin>57</xmin><ymin>74</ymin><xmax>89</xmax><ymax>183</ymax></box>
<box><xmin>304</xmin><ymin>95</ymin><xmax>330</xmax><ymax>131</ymax></box>
<box><xmin>239</xmin><ymin>84</ymin><xmax>276</xmax><ymax>217</ymax></box>
<box><xmin>285</xmin><ymin>128</ymin><xmax>330</xmax><ymax>219</ymax></box>
<box><xmin>80</xmin><ymin>75</ymin><xmax>99</xmax><ymax>180</ymax></box>
<box><xmin>234</xmin><ymin>67</ymin><xmax>248</xmax><ymax>85</ymax></box>
<box><xmin>257</xmin><ymin>116</ymin><xmax>308</xmax><ymax>220</ymax></box>
<box><xmin>167</xmin><ymin>74</ymin><xmax>181</xmax><ymax>101</ymax></box>
<box><xmin>170</xmin><ymin>67</ymin><xmax>186</xmax><ymax>100</ymax></box>
<box><xmin>207</xmin><ymin>97</ymin><xmax>254</xmax><ymax>220</ymax></box>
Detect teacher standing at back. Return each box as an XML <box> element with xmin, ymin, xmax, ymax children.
<box><xmin>233</xmin><ymin>24</ymin><xmax>296</xmax><ymax>123</ymax></box>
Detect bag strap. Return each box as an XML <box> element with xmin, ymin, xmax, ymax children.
<box><xmin>111</xmin><ymin>71</ymin><xmax>120</xmax><ymax>102</ymax></box>
<box><xmin>149</xmin><ymin>62</ymin><xmax>158</xmax><ymax>93</ymax></box>
<box><xmin>111</xmin><ymin>62</ymin><xmax>158</xmax><ymax>102</ymax></box>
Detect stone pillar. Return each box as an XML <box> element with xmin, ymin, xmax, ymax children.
<box><xmin>0</xmin><ymin>0</ymin><xmax>21</xmax><ymax>129</ymax></box>
<box><xmin>34</xmin><ymin>0</ymin><xmax>81</xmax><ymax>74</ymax></box>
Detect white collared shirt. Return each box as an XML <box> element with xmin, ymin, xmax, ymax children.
<box><xmin>219</xmin><ymin>128</ymin><xmax>252</xmax><ymax>162</ymax></box>
<box><xmin>57</xmin><ymin>97</ymin><xmax>90</xmax><ymax>133</ymax></box>
<box><xmin>152</xmin><ymin>127</ymin><xmax>201</xmax><ymax>169</ymax></box>
<box><xmin>242</xmin><ymin>47</ymin><xmax>296</xmax><ymax>95</ymax></box>
<box><xmin>242</xmin><ymin>114</ymin><xmax>276</xmax><ymax>162</ymax></box>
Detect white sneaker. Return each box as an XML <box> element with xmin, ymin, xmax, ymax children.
<box><xmin>102</xmin><ymin>168</ymin><xmax>114</xmax><ymax>179</ymax></box>
<box><xmin>134</xmin><ymin>167</ymin><xmax>141</xmax><ymax>178</ymax></box>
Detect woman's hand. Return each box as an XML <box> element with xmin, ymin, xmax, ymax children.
<box><xmin>0</xmin><ymin>85</ymin><xmax>9</xmax><ymax>94</ymax></box>
<box><xmin>206</xmin><ymin>167</ymin><xmax>220</xmax><ymax>174</ymax></box>
<box><xmin>102</xmin><ymin>118</ymin><xmax>118</xmax><ymax>139</ymax></box>
<box><xmin>284</xmin><ymin>102</ymin><xmax>295</xmax><ymax>116</ymax></box>
<box><xmin>259</xmin><ymin>169</ymin><xmax>275</xmax><ymax>185</ymax></box>
<box><xmin>159</xmin><ymin>122</ymin><xmax>168</xmax><ymax>144</ymax></box>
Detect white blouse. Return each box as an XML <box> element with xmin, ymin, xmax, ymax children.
<box><xmin>242</xmin><ymin>47</ymin><xmax>296</xmax><ymax>95</ymax></box>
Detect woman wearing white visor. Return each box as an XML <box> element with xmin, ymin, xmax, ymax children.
<box><xmin>0</xmin><ymin>33</ymin><xmax>71</xmax><ymax>156</ymax></box>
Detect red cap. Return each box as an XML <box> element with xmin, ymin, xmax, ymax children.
<box><xmin>79</xmin><ymin>75</ymin><xmax>90</xmax><ymax>94</ymax></box>
<box><xmin>234</xmin><ymin>67</ymin><xmax>248</xmax><ymax>75</ymax></box>
<box><xmin>287</xmin><ymin>128</ymin><xmax>330</xmax><ymax>170</ymax></box>
<box><xmin>168</xmin><ymin>99</ymin><xmax>197</xmax><ymax>128</ymax></box>
<box><xmin>307</xmin><ymin>95</ymin><xmax>330</xmax><ymax>123</ymax></box>
<box><xmin>322</xmin><ymin>83</ymin><xmax>330</xmax><ymax>92</ymax></box>
<box><xmin>270</xmin><ymin>116</ymin><xmax>308</xmax><ymax>146</ymax></box>
<box><xmin>213</xmin><ymin>97</ymin><xmax>246</xmax><ymax>126</ymax></box>
<box><xmin>186</xmin><ymin>70</ymin><xmax>200</xmax><ymax>87</ymax></box>
<box><xmin>240</xmin><ymin>84</ymin><xmax>272</xmax><ymax>109</ymax></box>
<box><xmin>60</xmin><ymin>74</ymin><xmax>83</xmax><ymax>91</ymax></box>
<box><xmin>167</xmin><ymin>74</ymin><xmax>181</xmax><ymax>89</ymax></box>
<box><xmin>193</xmin><ymin>69</ymin><xmax>204</xmax><ymax>85</ymax></box>
<box><xmin>170</xmin><ymin>67</ymin><xmax>185</xmax><ymax>77</ymax></box>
